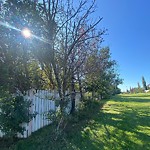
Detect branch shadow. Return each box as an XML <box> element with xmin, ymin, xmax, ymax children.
<box><xmin>12</xmin><ymin>95</ymin><xmax>150</xmax><ymax>150</ymax></box>
<box><xmin>112</xmin><ymin>95</ymin><xmax>150</xmax><ymax>103</ymax></box>
<box><xmin>64</xmin><ymin>96</ymin><xmax>150</xmax><ymax>150</ymax></box>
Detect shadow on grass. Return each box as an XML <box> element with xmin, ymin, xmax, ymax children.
<box><xmin>112</xmin><ymin>95</ymin><xmax>150</xmax><ymax>103</ymax></box>
<box><xmin>64</xmin><ymin>96</ymin><xmax>150</xmax><ymax>150</ymax></box>
<box><xmin>87</xmin><ymin>96</ymin><xmax>150</xmax><ymax>150</ymax></box>
<box><xmin>10</xmin><ymin>99</ymin><xmax>107</xmax><ymax>150</ymax></box>
<box><xmin>121</xmin><ymin>94</ymin><xmax>150</xmax><ymax>98</ymax></box>
<box><xmin>96</xmin><ymin>109</ymin><xmax>150</xmax><ymax>150</ymax></box>
<box><xmin>63</xmin><ymin>99</ymin><xmax>107</xmax><ymax>150</ymax></box>
<box><xmin>6</xmin><ymin>96</ymin><xmax>150</xmax><ymax>150</ymax></box>
<box><xmin>0</xmin><ymin>137</ymin><xmax>19</xmax><ymax>150</ymax></box>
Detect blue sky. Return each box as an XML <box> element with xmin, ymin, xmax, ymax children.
<box><xmin>95</xmin><ymin>0</ymin><xmax>150</xmax><ymax>91</ymax></box>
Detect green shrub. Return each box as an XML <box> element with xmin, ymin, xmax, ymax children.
<box><xmin>0</xmin><ymin>94</ymin><xmax>33</xmax><ymax>139</ymax></box>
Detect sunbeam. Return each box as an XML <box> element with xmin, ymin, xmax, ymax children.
<box><xmin>0</xmin><ymin>21</ymin><xmax>50</xmax><ymax>44</ymax></box>
<box><xmin>0</xmin><ymin>21</ymin><xmax>21</xmax><ymax>32</ymax></box>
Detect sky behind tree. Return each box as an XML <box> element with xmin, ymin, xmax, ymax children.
<box><xmin>96</xmin><ymin>0</ymin><xmax>150</xmax><ymax>91</ymax></box>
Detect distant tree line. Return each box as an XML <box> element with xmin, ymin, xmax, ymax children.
<box><xmin>128</xmin><ymin>76</ymin><xmax>149</xmax><ymax>94</ymax></box>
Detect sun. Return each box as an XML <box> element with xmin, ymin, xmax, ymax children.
<box><xmin>21</xmin><ymin>28</ymin><xmax>32</xmax><ymax>38</ymax></box>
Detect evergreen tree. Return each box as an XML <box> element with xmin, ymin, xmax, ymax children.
<box><xmin>142</xmin><ymin>76</ymin><xmax>147</xmax><ymax>90</ymax></box>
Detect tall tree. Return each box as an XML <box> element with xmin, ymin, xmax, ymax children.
<box><xmin>85</xmin><ymin>47</ymin><xmax>122</xmax><ymax>99</ymax></box>
<box><xmin>28</xmin><ymin>0</ymin><xmax>104</xmax><ymax>113</ymax></box>
<box><xmin>0</xmin><ymin>0</ymin><xmax>122</xmax><ymax>113</ymax></box>
<box><xmin>142</xmin><ymin>76</ymin><xmax>147</xmax><ymax>90</ymax></box>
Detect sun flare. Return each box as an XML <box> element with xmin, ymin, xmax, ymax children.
<box><xmin>21</xmin><ymin>28</ymin><xmax>31</xmax><ymax>38</ymax></box>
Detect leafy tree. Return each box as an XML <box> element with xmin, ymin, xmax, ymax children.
<box><xmin>0</xmin><ymin>1</ymin><xmax>121</xmax><ymax>114</ymax></box>
<box><xmin>85</xmin><ymin>47</ymin><xmax>122</xmax><ymax>99</ymax></box>
<box><xmin>0</xmin><ymin>0</ymin><xmax>124</xmax><ymax>136</ymax></box>
<box><xmin>0</xmin><ymin>92</ymin><xmax>33</xmax><ymax>139</ymax></box>
<box><xmin>24</xmin><ymin>0</ymin><xmax>104</xmax><ymax>113</ymax></box>
<box><xmin>0</xmin><ymin>0</ymin><xmax>106</xmax><ymax>134</ymax></box>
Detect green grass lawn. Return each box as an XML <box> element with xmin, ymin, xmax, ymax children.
<box><xmin>1</xmin><ymin>93</ymin><xmax>150</xmax><ymax>150</ymax></box>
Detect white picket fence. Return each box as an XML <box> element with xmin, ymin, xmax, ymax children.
<box><xmin>0</xmin><ymin>89</ymin><xmax>58</xmax><ymax>138</ymax></box>
<box><xmin>0</xmin><ymin>89</ymin><xmax>81</xmax><ymax>138</ymax></box>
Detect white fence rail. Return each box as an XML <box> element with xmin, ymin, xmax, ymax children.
<box><xmin>0</xmin><ymin>89</ymin><xmax>81</xmax><ymax>138</ymax></box>
<box><xmin>0</xmin><ymin>89</ymin><xmax>58</xmax><ymax>138</ymax></box>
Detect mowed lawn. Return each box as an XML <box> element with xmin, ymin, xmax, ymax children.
<box><xmin>1</xmin><ymin>93</ymin><xmax>150</xmax><ymax>150</ymax></box>
<box><xmin>98</xmin><ymin>93</ymin><xmax>150</xmax><ymax>150</ymax></box>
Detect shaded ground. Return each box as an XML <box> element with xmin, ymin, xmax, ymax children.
<box><xmin>1</xmin><ymin>93</ymin><xmax>150</xmax><ymax>150</ymax></box>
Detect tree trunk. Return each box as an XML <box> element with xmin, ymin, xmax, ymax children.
<box><xmin>77</xmin><ymin>72</ymin><xmax>83</xmax><ymax>101</ymax></box>
<box><xmin>70</xmin><ymin>71</ymin><xmax>76</xmax><ymax>114</ymax></box>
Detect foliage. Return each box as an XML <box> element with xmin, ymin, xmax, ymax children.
<box><xmin>0</xmin><ymin>0</ymin><xmax>106</xmax><ymax>112</ymax></box>
<box><xmin>130</xmin><ymin>87</ymin><xmax>144</xmax><ymax>93</ymax></box>
<box><xmin>0</xmin><ymin>0</ymin><xmax>122</xmax><ymax>116</ymax></box>
<box><xmin>0</xmin><ymin>93</ymin><xmax>33</xmax><ymax>138</ymax></box>
<box><xmin>85</xmin><ymin>47</ymin><xmax>122</xmax><ymax>99</ymax></box>
<box><xmin>0</xmin><ymin>0</ymin><xmax>47</xmax><ymax>94</ymax></box>
<box><xmin>129</xmin><ymin>77</ymin><xmax>149</xmax><ymax>94</ymax></box>
<box><xmin>46</xmin><ymin>96</ymin><xmax>73</xmax><ymax>139</ymax></box>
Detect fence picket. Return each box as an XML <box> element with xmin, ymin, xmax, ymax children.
<box><xmin>0</xmin><ymin>89</ymin><xmax>80</xmax><ymax>138</ymax></box>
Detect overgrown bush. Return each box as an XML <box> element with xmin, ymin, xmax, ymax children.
<box><xmin>46</xmin><ymin>97</ymin><xmax>72</xmax><ymax>139</ymax></box>
<box><xmin>0</xmin><ymin>93</ymin><xmax>33</xmax><ymax>139</ymax></box>
<box><xmin>63</xmin><ymin>98</ymin><xmax>99</xmax><ymax>126</ymax></box>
